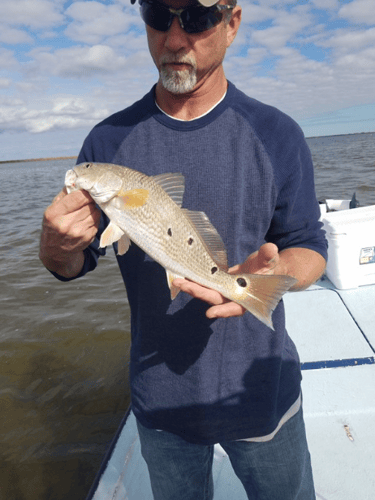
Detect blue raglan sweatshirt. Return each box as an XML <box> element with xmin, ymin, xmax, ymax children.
<box><xmin>57</xmin><ymin>81</ymin><xmax>327</xmax><ymax>444</ymax></box>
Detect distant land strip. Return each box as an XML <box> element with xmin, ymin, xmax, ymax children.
<box><xmin>0</xmin><ymin>156</ymin><xmax>78</xmax><ymax>165</ymax></box>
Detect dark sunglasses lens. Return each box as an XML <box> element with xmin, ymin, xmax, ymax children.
<box><xmin>140</xmin><ymin>2</ymin><xmax>172</xmax><ymax>32</ymax></box>
<box><xmin>140</xmin><ymin>2</ymin><xmax>224</xmax><ymax>34</ymax></box>
<box><xmin>182</xmin><ymin>7</ymin><xmax>223</xmax><ymax>34</ymax></box>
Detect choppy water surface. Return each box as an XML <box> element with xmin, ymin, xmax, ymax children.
<box><xmin>1</xmin><ymin>132</ymin><xmax>374</xmax><ymax>499</ymax></box>
<box><xmin>1</xmin><ymin>160</ymin><xmax>130</xmax><ymax>499</ymax></box>
<box><xmin>307</xmin><ymin>132</ymin><xmax>375</xmax><ymax>204</ymax></box>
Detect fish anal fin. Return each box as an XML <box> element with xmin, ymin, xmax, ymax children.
<box><xmin>166</xmin><ymin>269</ymin><xmax>184</xmax><ymax>300</ymax></box>
<box><xmin>116</xmin><ymin>188</ymin><xmax>149</xmax><ymax>209</ymax></box>
<box><xmin>182</xmin><ymin>209</ymin><xmax>228</xmax><ymax>271</ymax></box>
<box><xmin>100</xmin><ymin>222</ymin><xmax>125</xmax><ymax>248</ymax></box>
<box><xmin>235</xmin><ymin>274</ymin><xmax>297</xmax><ymax>330</ymax></box>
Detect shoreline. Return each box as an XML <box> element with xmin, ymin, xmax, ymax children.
<box><xmin>0</xmin><ymin>131</ymin><xmax>374</xmax><ymax>164</ymax></box>
<box><xmin>0</xmin><ymin>156</ymin><xmax>78</xmax><ymax>165</ymax></box>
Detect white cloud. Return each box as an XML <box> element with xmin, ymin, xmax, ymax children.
<box><xmin>240</xmin><ymin>3</ymin><xmax>276</xmax><ymax>24</ymax></box>
<box><xmin>339</xmin><ymin>0</ymin><xmax>375</xmax><ymax>25</ymax></box>
<box><xmin>0</xmin><ymin>78</ymin><xmax>12</xmax><ymax>89</ymax></box>
<box><xmin>65</xmin><ymin>1</ymin><xmax>142</xmax><ymax>45</ymax></box>
<box><xmin>0</xmin><ymin>24</ymin><xmax>33</xmax><ymax>45</ymax></box>
<box><xmin>0</xmin><ymin>0</ymin><xmax>64</xmax><ymax>29</ymax></box>
<box><xmin>0</xmin><ymin>97</ymin><xmax>25</xmax><ymax>107</ymax></box>
<box><xmin>27</xmin><ymin>44</ymin><xmax>128</xmax><ymax>78</ymax></box>
<box><xmin>319</xmin><ymin>27</ymin><xmax>375</xmax><ymax>52</ymax></box>
<box><xmin>336</xmin><ymin>45</ymin><xmax>375</xmax><ymax>72</ymax></box>
<box><xmin>0</xmin><ymin>94</ymin><xmax>110</xmax><ymax>134</ymax></box>
<box><xmin>250</xmin><ymin>9</ymin><xmax>312</xmax><ymax>52</ymax></box>
<box><xmin>311</xmin><ymin>0</ymin><xmax>339</xmax><ymax>10</ymax></box>
<box><xmin>0</xmin><ymin>48</ymin><xmax>20</xmax><ymax>70</ymax></box>
<box><xmin>1</xmin><ymin>0</ymin><xmax>375</xmax><ymax>158</ymax></box>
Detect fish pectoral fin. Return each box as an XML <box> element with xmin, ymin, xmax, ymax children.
<box><xmin>166</xmin><ymin>270</ymin><xmax>184</xmax><ymax>300</ymax></box>
<box><xmin>114</xmin><ymin>188</ymin><xmax>149</xmax><ymax>209</ymax></box>
<box><xmin>100</xmin><ymin>222</ymin><xmax>126</xmax><ymax>249</ymax></box>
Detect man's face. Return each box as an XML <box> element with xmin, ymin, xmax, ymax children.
<box><xmin>145</xmin><ymin>0</ymin><xmax>233</xmax><ymax>94</ymax></box>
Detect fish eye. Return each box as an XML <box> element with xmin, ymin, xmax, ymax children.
<box><xmin>84</xmin><ymin>163</ymin><xmax>91</xmax><ymax>169</ymax></box>
<box><xmin>237</xmin><ymin>278</ymin><xmax>247</xmax><ymax>287</ymax></box>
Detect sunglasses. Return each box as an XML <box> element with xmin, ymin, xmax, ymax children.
<box><xmin>140</xmin><ymin>0</ymin><xmax>234</xmax><ymax>34</ymax></box>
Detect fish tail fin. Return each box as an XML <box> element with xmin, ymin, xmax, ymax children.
<box><xmin>236</xmin><ymin>274</ymin><xmax>297</xmax><ymax>330</ymax></box>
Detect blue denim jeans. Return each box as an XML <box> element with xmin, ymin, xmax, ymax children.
<box><xmin>136</xmin><ymin>406</ymin><xmax>315</xmax><ymax>500</ymax></box>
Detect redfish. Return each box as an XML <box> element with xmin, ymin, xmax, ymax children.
<box><xmin>65</xmin><ymin>162</ymin><xmax>296</xmax><ymax>329</ymax></box>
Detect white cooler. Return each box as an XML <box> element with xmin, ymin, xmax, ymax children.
<box><xmin>320</xmin><ymin>205</ymin><xmax>375</xmax><ymax>289</ymax></box>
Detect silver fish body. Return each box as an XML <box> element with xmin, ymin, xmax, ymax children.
<box><xmin>65</xmin><ymin>162</ymin><xmax>296</xmax><ymax>329</ymax></box>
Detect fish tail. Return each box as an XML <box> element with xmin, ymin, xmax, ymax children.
<box><xmin>235</xmin><ymin>273</ymin><xmax>297</xmax><ymax>330</ymax></box>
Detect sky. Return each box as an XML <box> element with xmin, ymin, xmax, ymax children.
<box><xmin>0</xmin><ymin>0</ymin><xmax>374</xmax><ymax>160</ymax></box>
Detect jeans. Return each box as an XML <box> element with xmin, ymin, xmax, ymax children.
<box><xmin>136</xmin><ymin>406</ymin><xmax>316</xmax><ymax>500</ymax></box>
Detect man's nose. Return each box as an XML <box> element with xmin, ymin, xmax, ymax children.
<box><xmin>164</xmin><ymin>16</ymin><xmax>189</xmax><ymax>52</ymax></box>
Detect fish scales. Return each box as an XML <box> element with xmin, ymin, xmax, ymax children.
<box><xmin>103</xmin><ymin>170</ymin><xmax>216</xmax><ymax>280</ymax></box>
<box><xmin>65</xmin><ymin>162</ymin><xmax>297</xmax><ymax>329</ymax></box>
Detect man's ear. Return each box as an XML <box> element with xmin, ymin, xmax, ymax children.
<box><xmin>226</xmin><ymin>6</ymin><xmax>242</xmax><ymax>48</ymax></box>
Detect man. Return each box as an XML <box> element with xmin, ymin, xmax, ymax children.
<box><xmin>40</xmin><ymin>0</ymin><xmax>327</xmax><ymax>498</ymax></box>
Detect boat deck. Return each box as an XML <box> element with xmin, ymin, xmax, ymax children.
<box><xmin>87</xmin><ymin>279</ymin><xmax>375</xmax><ymax>500</ymax></box>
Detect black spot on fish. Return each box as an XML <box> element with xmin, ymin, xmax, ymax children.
<box><xmin>188</xmin><ymin>238</ymin><xmax>194</xmax><ymax>245</ymax></box>
<box><xmin>167</xmin><ymin>228</ymin><xmax>172</xmax><ymax>237</ymax></box>
<box><xmin>211</xmin><ymin>267</ymin><xmax>218</xmax><ymax>275</ymax></box>
<box><xmin>237</xmin><ymin>278</ymin><xmax>247</xmax><ymax>287</ymax></box>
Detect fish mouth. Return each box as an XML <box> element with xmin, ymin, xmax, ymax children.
<box><xmin>65</xmin><ymin>169</ymin><xmax>78</xmax><ymax>191</ymax></box>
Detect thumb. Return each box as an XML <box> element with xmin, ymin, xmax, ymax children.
<box><xmin>232</xmin><ymin>243</ymin><xmax>279</xmax><ymax>275</ymax></box>
<box><xmin>257</xmin><ymin>243</ymin><xmax>279</xmax><ymax>271</ymax></box>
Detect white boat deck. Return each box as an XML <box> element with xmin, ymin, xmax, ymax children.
<box><xmin>87</xmin><ymin>279</ymin><xmax>375</xmax><ymax>500</ymax></box>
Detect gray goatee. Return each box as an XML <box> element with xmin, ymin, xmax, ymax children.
<box><xmin>160</xmin><ymin>54</ymin><xmax>197</xmax><ymax>94</ymax></box>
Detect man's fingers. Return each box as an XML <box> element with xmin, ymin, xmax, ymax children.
<box><xmin>171</xmin><ymin>242</ymin><xmax>281</xmax><ymax>319</ymax></box>
<box><xmin>48</xmin><ymin>189</ymin><xmax>96</xmax><ymax>219</ymax></box>
<box><xmin>172</xmin><ymin>278</ymin><xmax>246</xmax><ymax>319</ymax></box>
<box><xmin>206</xmin><ymin>302</ymin><xmax>246</xmax><ymax>319</ymax></box>
<box><xmin>58</xmin><ymin>189</ymin><xmax>96</xmax><ymax>214</ymax></box>
<box><xmin>173</xmin><ymin>279</ymin><xmax>226</xmax><ymax>306</ymax></box>
<box><xmin>238</xmin><ymin>243</ymin><xmax>279</xmax><ymax>275</ymax></box>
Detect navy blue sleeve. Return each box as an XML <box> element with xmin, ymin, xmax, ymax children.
<box><xmin>49</xmin><ymin>236</ymin><xmax>105</xmax><ymax>282</ymax></box>
<box><xmin>264</xmin><ymin>116</ymin><xmax>328</xmax><ymax>260</ymax></box>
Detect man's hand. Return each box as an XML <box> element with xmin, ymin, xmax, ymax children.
<box><xmin>173</xmin><ymin>243</ymin><xmax>280</xmax><ymax>319</ymax></box>
<box><xmin>39</xmin><ymin>188</ymin><xmax>101</xmax><ymax>278</ymax></box>
<box><xmin>172</xmin><ymin>242</ymin><xmax>326</xmax><ymax>319</ymax></box>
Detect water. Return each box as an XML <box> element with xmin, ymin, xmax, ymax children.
<box><xmin>307</xmin><ymin>133</ymin><xmax>375</xmax><ymax>204</ymax></box>
<box><xmin>0</xmin><ymin>132</ymin><xmax>374</xmax><ymax>499</ymax></box>
<box><xmin>1</xmin><ymin>160</ymin><xmax>131</xmax><ymax>499</ymax></box>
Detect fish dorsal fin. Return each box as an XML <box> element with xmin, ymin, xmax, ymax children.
<box><xmin>152</xmin><ymin>173</ymin><xmax>185</xmax><ymax>207</ymax></box>
<box><xmin>182</xmin><ymin>209</ymin><xmax>228</xmax><ymax>271</ymax></box>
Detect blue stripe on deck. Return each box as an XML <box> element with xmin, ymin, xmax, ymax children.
<box><xmin>301</xmin><ymin>357</ymin><xmax>375</xmax><ymax>370</ymax></box>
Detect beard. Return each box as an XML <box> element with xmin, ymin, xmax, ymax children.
<box><xmin>159</xmin><ymin>53</ymin><xmax>198</xmax><ymax>94</ymax></box>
